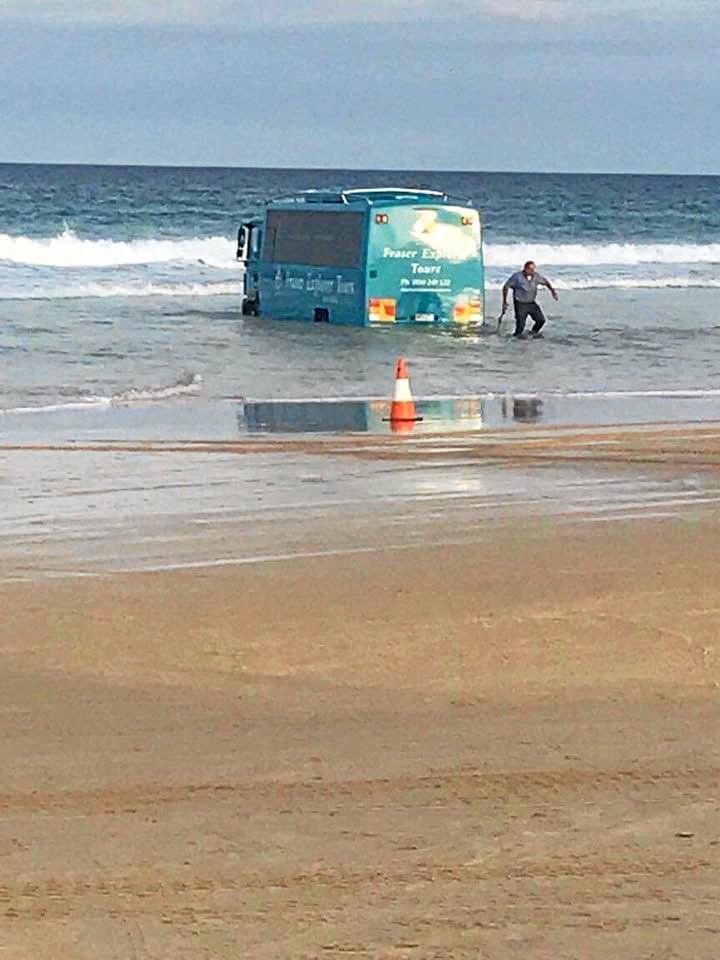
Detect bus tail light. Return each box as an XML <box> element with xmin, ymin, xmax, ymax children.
<box><xmin>461</xmin><ymin>215</ymin><xmax>473</xmax><ymax>226</ymax></box>
<box><xmin>375</xmin><ymin>213</ymin><xmax>389</xmax><ymax>224</ymax></box>
<box><xmin>454</xmin><ymin>297</ymin><xmax>483</xmax><ymax>325</ymax></box>
<box><xmin>369</xmin><ymin>297</ymin><xmax>397</xmax><ymax>323</ymax></box>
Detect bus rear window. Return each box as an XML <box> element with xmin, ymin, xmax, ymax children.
<box><xmin>263</xmin><ymin>210</ymin><xmax>365</xmax><ymax>268</ymax></box>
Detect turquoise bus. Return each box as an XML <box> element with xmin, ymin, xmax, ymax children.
<box><xmin>236</xmin><ymin>187</ymin><xmax>484</xmax><ymax>328</ymax></box>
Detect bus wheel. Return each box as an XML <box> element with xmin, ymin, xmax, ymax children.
<box><xmin>242</xmin><ymin>298</ymin><xmax>258</xmax><ymax>317</ymax></box>
<box><xmin>314</xmin><ymin>308</ymin><xmax>330</xmax><ymax>323</ymax></box>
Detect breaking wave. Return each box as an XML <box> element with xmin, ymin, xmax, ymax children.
<box><xmin>3</xmin><ymin>276</ymin><xmax>717</xmax><ymax>301</ymax></box>
<box><xmin>112</xmin><ymin>372</ymin><xmax>203</xmax><ymax>404</ymax></box>
<box><xmin>485</xmin><ymin>277</ymin><xmax>720</xmax><ymax>291</ymax></box>
<box><xmin>7</xmin><ymin>278</ymin><xmax>719</xmax><ymax>301</ymax></box>
<box><xmin>2</xmin><ymin>230</ymin><xmax>719</xmax><ymax>300</ymax></box>
<box><xmin>0</xmin><ymin>229</ymin><xmax>236</xmax><ymax>268</ymax></box>
<box><xmin>0</xmin><ymin>373</ymin><xmax>203</xmax><ymax>415</ymax></box>
<box><xmin>2</xmin><ymin>231</ymin><xmax>720</xmax><ymax>271</ymax></box>
<box><xmin>1</xmin><ymin>281</ymin><xmax>240</xmax><ymax>301</ymax></box>
<box><xmin>486</xmin><ymin>242</ymin><xmax>720</xmax><ymax>267</ymax></box>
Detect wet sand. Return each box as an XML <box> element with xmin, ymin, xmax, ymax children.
<box><xmin>4</xmin><ymin>420</ymin><xmax>720</xmax><ymax>579</ymax></box>
<box><xmin>2</xmin><ymin>424</ymin><xmax>720</xmax><ymax>958</ymax></box>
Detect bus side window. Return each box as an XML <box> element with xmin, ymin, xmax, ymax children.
<box><xmin>264</xmin><ymin>227</ymin><xmax>277</xmax><ymax>261</ymax></box>
<box><xmin>251</xmin><ymin>228</ymin><xmax>263</xmax><ymax>260</ymax></box>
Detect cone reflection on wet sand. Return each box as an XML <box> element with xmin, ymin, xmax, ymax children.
<box><xmin>390</xmin><ymin>417</ymin><xmax>416</xmax><ymax>436</ymax></box>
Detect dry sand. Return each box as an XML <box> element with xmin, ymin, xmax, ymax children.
<box><xmin>2</xmin><ymin>488</ymin><xmax>720</xmax><ymax>958</ymax></box>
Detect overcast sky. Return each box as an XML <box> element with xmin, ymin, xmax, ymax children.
<box><xmin>0</xmin><ymin>0</ymin><xmax>714</xmax><ymax>172</ymax></box>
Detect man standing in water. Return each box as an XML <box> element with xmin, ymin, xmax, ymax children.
<box><xmin>498</xmin><ymin>261</ymin><xmax>559</xmax><ymax>337</ymax></box>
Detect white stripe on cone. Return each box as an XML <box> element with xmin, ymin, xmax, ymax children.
<box><xmin>393</xmin><ymin>378</ymin><xmax>413</xmax><ymax>403</ymax></box>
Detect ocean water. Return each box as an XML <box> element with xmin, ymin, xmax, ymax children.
<box><xmin>2</xmin><ymin>164</ymin><xmax>720</xmax><ymax>428</ymax></box>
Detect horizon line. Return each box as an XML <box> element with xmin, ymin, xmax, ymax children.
<box><xmin>0</xmin><ymin>160</ymin><xmax>718</xmax><ymax>178</ymax></box>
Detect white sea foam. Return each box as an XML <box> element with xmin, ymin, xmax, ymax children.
<box><xmin>112</xmin><ymin>372</ymin><xmax>203</xmax><ymax>404</ymax></box>
<box><xmin>1</xmin><ymin>281</ymin><xmax>240</xmax><ymax>301</ymax></box>
<box><xmin>2</xmin><ymin>276</ymin><xmax>715</xmax><ymax>300</ymax></box>
<box><xmin>2</xmin><ymin>230</ymin><xmax>720</xmax><ymax>271</ymax></box>
<box><xmin>4</xmin><ymin>384</ymin><xmax>720</xmax><ymax>419</ymax></box>
<box><xmin>485</xmin><ymin>277</ymin><xmax>720</xmax><ymax>291</ymax></box>
<box><xmin>0</xmin><ymin>374</ymin><xmax>203</xmax><ymax>415</ymax></box>
<box><xmin>1</xmin><ymin>230</ymin><xmax>719</xmax><ymax>300</ymax></box>
<box><xmin>556</xmin><ymin>277</ymin><xmax>720</xmax><ymax>290</ymax></box>
<box><xmin>486</xmin><ymin>242</ymin><xmax>720</xmax><ymax>267</ymax></box>
<box><xmin>0</xmin><ymin>229</ymin><xmax>237</xmax><ymax>268</ymax></box>
<box><xmin>497</xmin><ymin>388</ymin><xmax>720</xmax><ymax>399</ymax></box>
<box><xmin>561</xmin><ymin>389</ymin><xmax>720</xmax><ymax>398</ymax></box>
<box><xmin>0</xmin><ymin>398</ymin><xmax>112</xmax><ymax>415</ymax></box>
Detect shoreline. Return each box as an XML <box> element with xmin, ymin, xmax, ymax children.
<box><xmin>4</xmin><ymin>390</ymin><xmax>720</xmax><ymax>440</ymax></box>
<box><xmin>3</xmin><ymin>419</ymin><xmax>720</xmax><ymax>582</ymax></box>
<box><xmin>3</xmin><ymin>392</ymin><xmax>720</xmax><ymax>577</ymax></box>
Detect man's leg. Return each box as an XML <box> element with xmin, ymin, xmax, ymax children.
<box><xmin>513</xmin><ymin>302</ymin><xmax>531</xmax><ymax>337</ymax></box>
<box><xmin>528</xmin><ymin>302</ymin><xmax>546</xmax><ymax>335</ymax></box>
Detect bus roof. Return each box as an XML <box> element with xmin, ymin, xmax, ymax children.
<box><xmin>268</xmin><ymin>187</ymin><xmax>474</xmax><ymax>210</ymax></box>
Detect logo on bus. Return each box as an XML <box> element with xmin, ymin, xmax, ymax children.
<box><xmin>274</xmin><ymin>271</ymin><xmax>355</xmax><ymax>296</ymax></box>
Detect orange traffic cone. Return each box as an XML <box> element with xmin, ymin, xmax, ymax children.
<box><xmin>386</xmin><ymin>356</ymin><xmax>423</xmax><ymax>425</ymax></box>
<box><xmin>390</xmin><ymin>415</ymin><xmax>416</xmax><ymax>435</ymax></box>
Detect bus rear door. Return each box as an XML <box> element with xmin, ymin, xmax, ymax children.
<box><xmin>366</xmin><ymin>205</ymin><xmax>484</xmax><ymax>327</ymax></box>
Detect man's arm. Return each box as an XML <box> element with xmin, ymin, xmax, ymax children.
<box><xmin>498</xmin><ymin>279</ymin><xmax>512</xmax><ymax>323</ymax></box>
<box><xmin>538</xmin><ymin>275</ymin><xmax>559</xmax><ymax>301</ymax></box>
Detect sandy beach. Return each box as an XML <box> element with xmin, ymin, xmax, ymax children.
<box><xmin>1</xmin><ymin>421</ymin><xmax>719</xmax><ymax>958</ymax></box>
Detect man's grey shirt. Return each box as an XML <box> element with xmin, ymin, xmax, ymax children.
<box><xmin>506</xmin><ymin>271</ymin><xmax>548</xmax><ymax>303</ymax></box>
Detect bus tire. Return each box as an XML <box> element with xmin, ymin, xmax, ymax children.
<box><xmin>313</xmin><ymin>308</ymin><xmax>330</xmax><ymax>323</ymax></box>
<box><xmin>242</xmin><ymin>298</ymin><xmax>258</xmax><ymax>317</ymax></box>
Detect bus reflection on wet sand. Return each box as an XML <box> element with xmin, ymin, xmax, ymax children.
<box><xmin>238</xmin><ymin>398</ymin><xmax>486</xmax><ymax>435</ymax></box>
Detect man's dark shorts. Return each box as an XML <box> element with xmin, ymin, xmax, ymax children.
<box><xmin>513</xmin><ymin>300</ymin><xmax>546</xmax><ymax>337</ymax></box>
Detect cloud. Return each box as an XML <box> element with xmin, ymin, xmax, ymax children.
<box><xmin>1</xmin><ymin>0</ymin><xmax>716</xmax><ymax>170</ymax></box>
<box><xmin>0</xmin><ymin>0</ymin><xmax>710</xmax><ymax>29</ymax></box>
<box><xmin>492</xmin><ymin>0</ymin><xmax>713</xmax><ymax>22</ymax></box>
<box><xmin>480</xmin><ymin>0</ymin><xmax>575</xmax><ymax>21</ymax></box>
<box><xmin>1</xmin><ymin>0</ymin><xmax>460</xmax><ymax>26</ymax></box>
